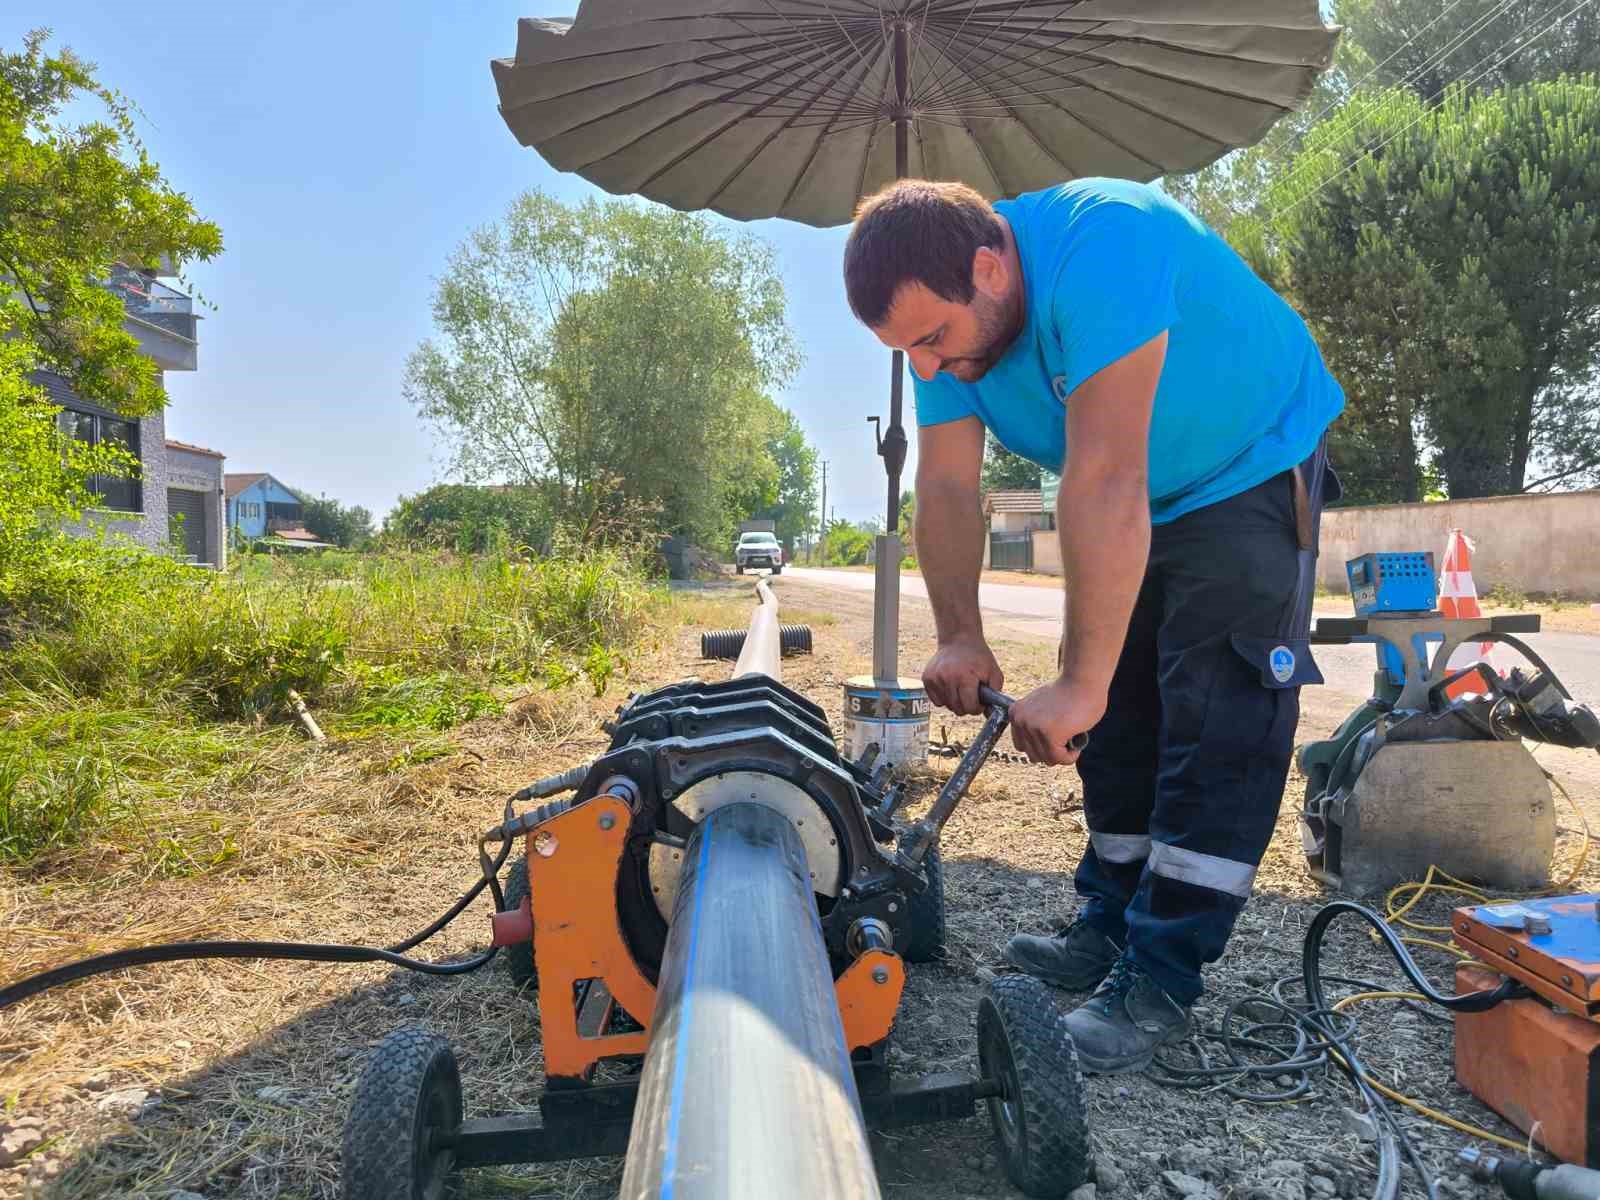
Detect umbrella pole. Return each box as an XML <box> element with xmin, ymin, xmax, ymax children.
<box><xmin>876</xmin><ymin>23</ymin><xmax>915</xmax><ymax>691</ymax></box>
<box><xmin>870</xmin><ymin>23</ymin><xmax>911</xmax><ymax>689</ymax></box>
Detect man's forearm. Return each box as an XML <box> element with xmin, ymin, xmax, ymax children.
<box><xmin>915</xmin><ymin>483</ymin><xmax>987</xmax><ymax>644</ymax></box>
<box><xmin>1057</xmin><ymin>472</ymin><xmax>1149</xmax><ymax>690</ymax></box>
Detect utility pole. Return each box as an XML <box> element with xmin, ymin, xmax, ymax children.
<box><xmin>818</xmin><ymin>460</ymin><xmax>828</xmax><ymax>566</ymax></box>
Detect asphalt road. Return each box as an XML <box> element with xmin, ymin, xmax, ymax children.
<box><xmin>781</xmin><ymin>566</ymin><xmax>1600</xmax><ymax>704</ymax></box>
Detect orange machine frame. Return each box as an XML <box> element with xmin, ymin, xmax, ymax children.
<box><xmin>524</xmin><ymin>792</ymin><xmax>905</xmax><ymax>1081</ymax></box>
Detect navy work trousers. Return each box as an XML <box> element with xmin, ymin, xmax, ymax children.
<box><xmin>1072</xmin><ymin>459</ymin><xmax>1329</xmax><ymax>1005</ymax></box>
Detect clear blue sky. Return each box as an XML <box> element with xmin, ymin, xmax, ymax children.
<box><xmin>8</xmin><ymin>3</ymin><xmax>914</xmax><ymax>528</ymax></box>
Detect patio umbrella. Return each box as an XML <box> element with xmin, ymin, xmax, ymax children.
<box><xmin>493</xmin><ymin>0</ymin><xmax>1337</xmax><ymax>529</ymax></box>
<box><xmin>491</xmin><ymin>1</ymin><xmax>1337</xmax><ymax>675</ymax></box>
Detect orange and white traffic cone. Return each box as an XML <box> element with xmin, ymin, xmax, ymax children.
<box><xmin>1438</xmin><ymin>528</ymin><xmax>1500</xmax><ymax>696</ymax></box>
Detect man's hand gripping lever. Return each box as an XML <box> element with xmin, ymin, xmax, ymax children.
<box><xmin>899</xmin><ymin>685</ymin><xmax>1088</xmax><ymax>869</ymax></box>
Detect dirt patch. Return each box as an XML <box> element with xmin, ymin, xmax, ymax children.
<box><xmin>4</xmin><ymin>578</ymin><xmax>1597</xmax><ymax>1199</ymax></box>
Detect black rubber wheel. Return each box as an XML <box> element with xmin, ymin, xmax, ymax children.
<box><xmin>900</xmin><ymin>843</ymin><xmax>946</xmax><ymax>963</ymax></box>
<box><xmin>770</xmin><ymin>564</ymin><xmax>782</xmax><ymax>575</ymax></box>
<box><xmin>341</xmin><ymin>1026</ymin><xmax>463</xmax><ymax>1200</ymax></box>
<box><xmin>500</xmin><ymin>855</ymin><xmax>536</xmax><ymax>988</ymax></box>
<box><xmin>735</xmin><ymin>563</ymin><xmax>744</xmax><ymax>574</ymax></box>
<box><xmin>977</xmin><ymin>974</ymin><xmax>1090</xmax><ymax>1199</ymax></box>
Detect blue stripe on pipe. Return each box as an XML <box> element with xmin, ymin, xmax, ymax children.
<box><xmin>660</xmin><ymin>817</ymin><xmax>715</xmax><ymax>1199</ymax></box>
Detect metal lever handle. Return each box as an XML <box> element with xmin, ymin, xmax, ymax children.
<box><xmin>978</xmin><ymin>685</ymin><xmax>1090</xmax><ymax>753</ymax></box>
<box><xmin>900</xmin><ymin>685</ymin><xmax>1088</xmax><ymax>867</ymax></box>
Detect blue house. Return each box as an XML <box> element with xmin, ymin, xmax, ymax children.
<box><xmin>225</xmin><ymin>472</ymin><xmax>308</xmax><ymax>540</ymax></box>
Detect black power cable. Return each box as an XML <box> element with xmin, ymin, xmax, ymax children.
<box><xmin>0</xmin><ymin>825</ymin><xmax>517</xmax><ymax>1011</ymax></box>
<box><xmin>1150</xmin><ymin>901</ymin><xmax>1529</xmax><ymax>1200</ymax></box>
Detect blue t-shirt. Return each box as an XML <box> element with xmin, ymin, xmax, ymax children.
<box><xmin>913</xmin><ymin>179</ymin><xmax>1344</xmax><ymax>524</ymax></box>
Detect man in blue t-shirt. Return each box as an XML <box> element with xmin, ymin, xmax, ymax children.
<box><xmin>843</xmin><ymin>178</ymin><xmax>1343</xmax><ymax>1074</ymax></box>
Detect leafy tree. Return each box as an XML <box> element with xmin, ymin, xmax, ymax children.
<box><xmin>1338</xmin><ymin>0</ymin><xmax>1600</xmax><ymax>104</ymax></box>
<box><xmin>981</xmin><ymin>432</ymin><xmax>1042</xmax><ymax>492</ymax></box>
<box><xmin>822</xmin><ymin>519</ymin><xmax>874</xmax><ymax>566</ymax></box>
<box><xmin>384</xmin><ymin>483</ymin><xmax>554</xmax><ymax>554</ymax></box>
<box><xmin>295</xmin><ymin>491</ymin><xmax>374</xmax><ymax>549</ymax></box>
<box><xmin>1163</xmin><ymin>30</ymin><xmax>1371</xmax><ymax>242</ymax></box>
<box><xmin>405</xmin><ymin>190</ymin><xmax>799</xmax><ymax>549</ymax></box>
<box><xmin>750</xmin><ymin>405</ymin><xmax>818</xmax><ymax>555</ymax></box>
<box><xmin>1</xmin><ymin>31</ymin><xmax>220</xmax><ymax>416</ymax></box>
<box><xmin>0</xmin><ymin>30</ymin><xmax>220</xmax><ymax>610</ymax></box>
<box><xmin>1268</xmin><ymin>79</ymin><xmax>1600</xmax><ymax>500</ymax></box>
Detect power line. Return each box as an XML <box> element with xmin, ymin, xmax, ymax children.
<box><xmin>1299</xmin><ymin>0</ymin><xmax>1475</xmax><ymax>128</ymax></box>
<box><xmin>1266</xmin><ymin>0</ymin><xmax>1599</xmax><ymax>225</ymax></box>
<box><xmin>1268</xmin><ymin>0</ymin><xmax>1524</xmax><ymax>199</ymax></box>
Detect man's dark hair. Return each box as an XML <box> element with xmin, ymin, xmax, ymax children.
<box><xmin>843</xmin><ymin>180</ymin><xmax>1005</xmax><ymax>327</ymax></box>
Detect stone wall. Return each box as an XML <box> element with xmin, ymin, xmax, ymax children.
<box><xmin>1318</xmin><ymin>490</ymin><xmax>1600</xmax><ymax>598</ymax></box>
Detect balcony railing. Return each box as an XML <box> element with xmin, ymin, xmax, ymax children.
<box><xmin>106</xmin><ymin>266</ymin><xmax>196</xmax><ymax>339</ymax></box>
<box><xmin>266</xmin><ymin>515</ymin><xmax>306</xmax><ymax>533</ymax></box>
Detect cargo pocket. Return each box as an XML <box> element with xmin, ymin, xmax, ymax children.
<box><xmin>1229</xmin><ymin>634</ymin><xmax>1324</xmax><ymax>689</ymax></box>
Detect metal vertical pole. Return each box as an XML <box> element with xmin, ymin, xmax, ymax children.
<box><xmin>819</xmin><ymin>459</ymin><xmax>828</xmax><ymax>565</ymax></box>
<box><xmin>883</xmin><ymin>21</ymin><xmax>910</xmax><ymax>535</ymax></box>
<box><xmin>871</xmin><ymin>21</ymin><xmax>912</xmax><ymax>685</ymax></box>
<box><xmin>872</xmin><ymin>533</ymin><xmax>901</xmax><ymax>683</ymax></box>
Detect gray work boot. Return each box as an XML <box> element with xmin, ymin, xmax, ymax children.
<box><xmin>1003</xmin><ymin>917</ymin><xmax>1124</xmax><ymax>991</ymax></box>
<box><xmin>1062</xmin><ymin>954</ymin><xmax>1191</xmax><ymax>1075</ymax></box>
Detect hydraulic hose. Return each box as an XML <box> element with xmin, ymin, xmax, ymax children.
<box><xmin>1302</xmin><ymin>900</ymin><xmax>1526</xmax><ymax>1014</ymax></box>
<box><xmin>0</xmin><ymin>823</ymin><xmax>516</xmax><ymax>1011</ymax></box>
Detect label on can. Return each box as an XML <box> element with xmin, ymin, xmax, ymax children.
<box><xmin>843</xmin><ymin>682</ymin><xmax>930</xmax><ymax>768</ymax></box>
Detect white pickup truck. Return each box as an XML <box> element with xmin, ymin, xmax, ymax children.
<box><xmin>734</xmin><ymin>531</ymin><xmax>784</xmax><ymax>575</ymax></box>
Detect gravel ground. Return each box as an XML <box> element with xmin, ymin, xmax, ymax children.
<box><xmin>3</xmin><ymin>575</ymin><xmax>1597</xmax><ymax>1199</ymax></box>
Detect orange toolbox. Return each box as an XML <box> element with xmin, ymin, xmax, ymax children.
<box><xmin>1453</xmin><ymin>895</ymin><xmax>1600</xmax><ymax>1166</ymax></box>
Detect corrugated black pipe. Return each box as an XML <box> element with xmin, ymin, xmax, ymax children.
<box><xmin>699</xmin><ymin>624</ymin><xmax>813</xmax><ymax>660</ymax></box>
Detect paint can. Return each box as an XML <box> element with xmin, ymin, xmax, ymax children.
<box><xmin>842</xmin><ymin>675</ymin><xmax>930</xmax><ymax>769</ymax></box>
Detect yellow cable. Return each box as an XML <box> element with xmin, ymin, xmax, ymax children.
<box><xmin>1332</xmin><ymin>991</ymin><xmax>1426</xmax><ymax>1009</ymax></box>
<box><xmin>1336</xmin><ymin>766</ymin><xmax>1594</xmax><ymax>1155</ymax></box>
<box><xmin>1543</xmin><ymin>772</ymin><xmax>1590</xmax><ymax>892</ymax></box>
<box><xmin>1361</xmin><ymin>1073</ymin><xmax>1530</xmax><ymax>1154</ymax></box>
<box><xmin>1320</xmin><ymin>997</ymin><xmax>1530</xmax><ymax>1151</ymax></box>
<box><xmin>1400</xmin><ymin>936</ymin><xmax>1468</xmax><ymax>958</ymax></box>
<box><xmin>1381</xmin><ymin>770</ymin><xmax>1592</xmax><ymax>936</ymax></box>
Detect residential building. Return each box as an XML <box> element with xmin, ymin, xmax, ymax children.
<box><xmin>981</xmin><ymin>488</ymin><xmax>1056</xmax><ymax>572</ymax></box>
<box><xmin>41</xmin><ymin>260</ymin><xmax>227</xmax><ymax>568</ymax></box>
<box><xmin>225</xmin><ymin>474</ymin><xmax>332</xmax><ymax>548</ymax></box>
<box><xmin>163</xmin><ymin>439</ymin><xmax>227</xmax><ymax>566</ymax></box>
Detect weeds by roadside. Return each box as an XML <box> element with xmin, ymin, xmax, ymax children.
<box><xmin>0</xmin><ymin>543</ymin><xmax>659</xmax><ymax>866</ymax></box>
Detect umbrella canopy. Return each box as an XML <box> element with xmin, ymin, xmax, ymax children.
<box><xmin>491</xmin><ymin>1</ymin><xmax>1339</xmax><ymax>229</ymax></box>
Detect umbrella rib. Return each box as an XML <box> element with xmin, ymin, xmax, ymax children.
<box><xmin>810</xmin><ymin>0</ymin><xmax>871</xmax><ymax>61</ymax></box>
<box><xmin>916</xmin><ymin>17</ymin><xmax>1082</xmax><ymax>123</ymax></box>
<box><xmin>917</xmin><ymin>0</ymin><xmax>1045</xmax><ymax>104</ymax></box>
<box><xmin>919</xmin><ymin>10</ymin><xmax>1114</xmax><ymax>111</ymax></box>
<box><xmin>931</xmin><ymin>31</ymin><xmax>1241</xmax><ymax>152</ymax></box>
<box><xmin>854</xmin><ymin>49</ymin><xmax>900</xmax><ymax>200</ymax></box>
<box><xmin>737</xmin><ymin>0</ymin><xmax>868</xmax><ymax>71</ymax></box>
<box><xmin>499</xmin><ymin>29</ymin><xmax>855</xmax><ymax>119</ymax></box>
<box><xmin>925</xmin><ymin>48</ymin><xmax>1081</xmax><ymax>180</ymax></box>
<box><xmin>949</xmin><ymin>110</ymin><xmax>1009</xmax><ymax>195</ymax></box>
<box><xmin>770</xmin><ymin>48</ymin><xmax>888</xmax><ymax>215</ymax></box>
<box><xmin>519</xmin><ymin>34</ymin><xmax>860</xmax><ymax>161</ymax></box>
<box><xmin>927</xmin><ymin>29</ymin><xmax>1304</xmax><ymax>113</ymax></box>
<box><xmin>912</xmin><ymin>21</ymin><xmax>1021</xmax><ymax>192</ymax></box>
<box><xmin>638</xmin><ymin>30</ymin><xmax>876</xmax><ymax>205</ymax></box>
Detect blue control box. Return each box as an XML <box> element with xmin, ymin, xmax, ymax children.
<box><xmin>1346</xmin><ymin>552</ymin><xmax>1437</xmax><ymax>617</ymax></box>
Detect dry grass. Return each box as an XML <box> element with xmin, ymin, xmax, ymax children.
<box><xmin>3</xmin><ymin>577</ymin><xmax>1598</xmax><ymax>1199</ymax></box>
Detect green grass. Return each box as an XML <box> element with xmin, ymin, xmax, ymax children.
<box><xmin>0</xmin><ymin>545</ymin><xmax>660</xmax><ymax>864</ymax></box>
<box><xmin>0</xmin><ymin>685</ymin><xmax>270</xmax><ymax>869</ymax></box>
